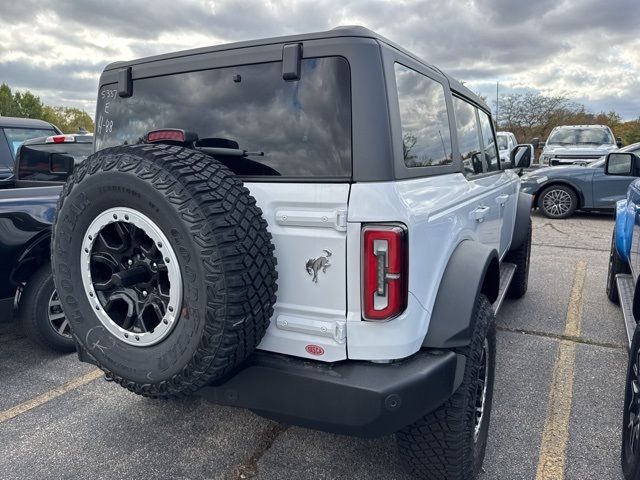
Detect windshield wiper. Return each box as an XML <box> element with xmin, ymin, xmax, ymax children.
<box><xmin>197</xmin><ymin>147</ymin><xmax>264</xmax><ymax>157</ymax></box>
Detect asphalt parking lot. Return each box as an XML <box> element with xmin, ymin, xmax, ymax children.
<box><xmin>0</xmin><ymin>211</ymin><xmax>628</xmax><ymax>480</ymax></box>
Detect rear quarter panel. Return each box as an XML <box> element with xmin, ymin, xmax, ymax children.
<box><xmin>347</xmin><ymin>172</ymin><xmax>517</xmax><ymax>360</ymax></box>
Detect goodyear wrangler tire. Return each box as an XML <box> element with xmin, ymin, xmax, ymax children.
<box><xmin>52</xmin><ymin>144</ymin><xmax>277</xmax><ymax>398</ymax></box>
<box><xmin>397</xmin><ymin>294</ymin><xmax>496</xmax><ymax>480</ymax></box>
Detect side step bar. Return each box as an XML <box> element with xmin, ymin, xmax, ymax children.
<box><xmin>616</xmin><ymin>273</ymin><xmax>636</xmax><ymax>349</ymax></box>
<box><xmin>493</xmin><ymin>262</ymin><xmax>516</xmax><ymax>315</ymax></box>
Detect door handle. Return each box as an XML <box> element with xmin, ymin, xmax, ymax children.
<box><xmin>471</xmin><ymin>206</ymin><xmax>490</xmax><ymax>222</ymax></box>
<box><xmin>496</xmin><ymin>194</ymin><xmax>509</xmax><ymax>206</ymax></box>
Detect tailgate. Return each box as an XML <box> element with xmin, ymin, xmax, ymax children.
<box><xmin>245</xmin><ymin>183</ymin><xmax>350</xmax><ymax>361</ymax></box>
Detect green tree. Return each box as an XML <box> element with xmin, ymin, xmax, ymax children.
<box><xmin>0</xmin><ymin>83</ymin><xmax>18</xmax><ymax>117</ymax></box>
<box><xmin>13</xmin><ymin>90</ymin><xmax>44</xmax><ymax>119</ymax></box>
<box><xmin>42</xmin><ymin>106</ymin><xmax>94</xmax><ymax>133</ymax></box>
<box><xmin>0</xmin><ymin>83</ymin><xmax>94</xmax><ymax>133</ymax></box>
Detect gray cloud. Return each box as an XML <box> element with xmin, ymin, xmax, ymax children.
<box><xmin>0</xmin><ymin>0</ymin><xmax>638</xmax><ymax>120</ymax></box>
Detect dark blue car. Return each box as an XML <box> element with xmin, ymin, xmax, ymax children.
<box><xmin>605</xmin><ymin>149</ymin><xmax>640</xmax><ymax>479</ymax></box>
<box><xmin>521</xmin><ymin>142</ymin><xmax>640</xmax><ymax>219</ymax></box>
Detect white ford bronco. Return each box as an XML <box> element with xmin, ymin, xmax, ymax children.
<box><xmin>52</xmin><ymin>27</ymin><xmax>533</xmax><ymax>479</ymax></box>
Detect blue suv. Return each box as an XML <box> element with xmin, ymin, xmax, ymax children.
<box><xmin>605</xmin><ymin>150</ymin><xmax>640</xmax><ymax>479</ymax></box>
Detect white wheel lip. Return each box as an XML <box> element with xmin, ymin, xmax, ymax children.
<box><xmin>80</xmin><ymin>207</ymin><xmax>182</xmax><ymax>347</ymax></box>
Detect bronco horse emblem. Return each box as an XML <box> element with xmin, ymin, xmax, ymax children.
<box><xmin>305</xmin><ymin>250</ymin><xmax>332</xmax><ymax>284</ymax></box>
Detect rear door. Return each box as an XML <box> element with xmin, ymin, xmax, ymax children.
<box><xmin>475</xmin><ymin>109</ymin><xmax>518</xmax><ymax>257</ymax></box>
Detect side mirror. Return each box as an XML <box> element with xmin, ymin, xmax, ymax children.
<box><xmin>530</xmin><ymin>137</ymin><xmax>540</xmax><ymax>150</ymax></box>
<box><xmin>508</xmin><ymin>144</ymin><xmax>533</xmax><ymax>170</ymax></box>
<box><xmin>605</xmin><ymin>152</ymin><xmax>638</xmax><ymax>176</ymax></box>
<box><xmin>616</xmin><ymin>136</ymin><xmax>624</xmax><ymax>148</ymax></box>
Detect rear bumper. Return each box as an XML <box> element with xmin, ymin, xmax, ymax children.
<box><xmin>196</xmin><ymin>350</ymin><xmax>466</xmax><ymax>437</ymax></box>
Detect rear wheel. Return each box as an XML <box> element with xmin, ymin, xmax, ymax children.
<box><xmin>20</xmin><ymin>265</ymin><xmax>75</xmax><ymax>353</ymax></box>
<box><xmin>607</xmin><ymin>227</ymin><xmax>630</xmax><ymax>304</ymax></box>
<box><xmin>622</xmin><ymin>324</ymin><xmax>640</xmax><ymax>479</ymax></box>
<box><xmin>538</xmin><ymin>185</ymin><xmax>578</xmax><ymax>219</ymax></box>
<box><xmin>52</xmin><ymin>144</ymin><xmax>277</xmax><ymax>398</ymax></box>
<box><xmin>396</xmin><ymin>294</ymin><xmax>496</xmax><ymax>480</ymax></box>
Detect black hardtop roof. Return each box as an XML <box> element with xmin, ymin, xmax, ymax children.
<box><xmin>0</xmin><ymin>116</ymin><xmax>57</xmax><ymax>130</ymax></box>
<box><xmin>103</xmin><ymin>25</ymin><xmax>489</xmax><ymax>111</ymax></box>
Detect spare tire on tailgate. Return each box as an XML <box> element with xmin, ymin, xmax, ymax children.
<box><xmin>52</xmin><ymin>144</ymin><xmax>277</xmax><ymax>398</ymax></box>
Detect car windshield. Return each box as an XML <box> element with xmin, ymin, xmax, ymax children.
<box><xmin>3</xmin><ymin>127</ymin><xmax>57</xmax><ymax>157</ymax></box>
<box><xmin>497</xmin><ymin>135</ymin><xmax>508</xmax><ymax>150</ymax></box>
<box><xmin>547</xmin><ymin>128</ymin><xmax>614</xmax><ymax>146</ymax></box>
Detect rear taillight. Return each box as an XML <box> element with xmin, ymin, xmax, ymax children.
<box><xmin>362</xmin><ymin>225</ymin><xmax>408</xmax><ymax>321</ymax></box>
<box><xmin>45</xmin><ymin>135</ymin><xmax>75</xmax><ymax>144</ymax></box>
<box><xmin>147</xmin><ymin>129</ymin><xmax>187</xmax><ymax>143</ymax></box>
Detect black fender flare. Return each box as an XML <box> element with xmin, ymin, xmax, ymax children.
<box><xmin>422</xmin><ymin>240</ymin><xmax>499</xmax><ymax>349</ymax></box>
<box><xmin>11</xmin><ymin>230</ymin><xmax>51</xmax><ymax>285</ymax></box>
<box><xmin>510</xmin><ymin>192</ymin><xmax>533</xmax><ymax>251</ymax></box>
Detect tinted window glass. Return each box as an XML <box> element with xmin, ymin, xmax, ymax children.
<box><xmin>3</xmin><ymin>128</ymin><xmax>57</xmax><ymax>158</ymax></box>
<box><xmin>95</xmin><ymin>57</ymin><xmax>351</xmax><ymax>178</ymax></box>
<box><xmin>395</xmin><ymin>64</ymin><xmax>452</xmax><ymax>168</ymax></box>
<box><xmin>453</xmin><ymin>97</ymin><xmax>483</xmax><ymax>176</ymax></box>
<box><xmin>477</xmin><ymin>110</ymin><xmax>499</xmax><ymax>171</ymax></box>
<box><xmin>18</xmin><ymin>143</ymin><xmax>92</xmax><ymax>181</ymax></box>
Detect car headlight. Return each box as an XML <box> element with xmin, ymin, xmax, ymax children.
<box><xmin>539</xmin><ymin>154</ymin><xmax>552</xmax><ymax>165</ymax></box>
<box><xmin>521</xmin><ymin>175</ymin><xmax>547</xmax><ymax>184</ymax></box>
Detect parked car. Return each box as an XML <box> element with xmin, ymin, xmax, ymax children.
<box><xmin>497</xmin><ymin>131</ymin><xmax>518</xmax><ymax>163</ymax></box>
<box><xmin>51</xmin><ymin>26</ymin><xmax>533</xmax><ymax>480</ymax></box>
<box><xmin>520</xmin><ymin>142</ymin><xmax>640</xmax><ymax>219</ymax></box>
<box><xmin>537</xmin><ymin>124</ymin><xmax>620</xmax><ymax>167</ymax></box>
<box><xmin>0</xmin><ymin>133</ymin><xmax>92</xmax><ymax>352</ymax></box>
<box><xmin>604</xmin><ymin>150</ymin><xmax>640</xmax><ymax>479</ymax></box>
<box><xmin>0</xmin><ymin>116</ymin><xmax>61</xmax><ymax>180</ymax></box>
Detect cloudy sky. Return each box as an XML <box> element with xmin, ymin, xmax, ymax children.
<box><xmin>1</xmin><ymin>0</ymin><xmax>639</xmax><ymax>119</ymax></box>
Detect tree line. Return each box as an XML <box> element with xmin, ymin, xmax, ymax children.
<box><xmin>0</xmin><ymin>83</ymin><xmax>94</xmax><ymax>133</ymax></box>
<box><xmin>495</xmin><ymin>92</ymin><xmax>640</xmax><ymax>146</ymax></box>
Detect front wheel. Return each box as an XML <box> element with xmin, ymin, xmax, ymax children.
<box><xmin>538</xmin><ymin>185</ymin><xmax>578</xmax><ymax>219</ymax></box>
<box><xmin>19</xmin><ymin>264</ymin><xmax>75</xmax><ymax>353</ymax></box>
<box><xmin>622</xmin><ymin>324</ymin><xmax>640</xmax><ymax>479</ymax></box>
<box><xmin>396</xmin><ymin>294</ymin><xmax>496</xmax><ymax>480</ymax></box>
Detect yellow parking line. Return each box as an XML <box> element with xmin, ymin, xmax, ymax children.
<box><xmin>0</xmin><ymin>369</ymin><xmax>103</xmax><ymax>423</ymax></box>
<box><xmin>535</xmin><ymin>260</ymin><xmax>587</xmax><ymax>480</ymax></box>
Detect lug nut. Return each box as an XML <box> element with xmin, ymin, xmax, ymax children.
<box><xmin>127</xmin><ymin>259</ymin><xmax>133</xmax><ymax>266</ymax></box>
<box><xmin>142</xmin><ymin>290</ymin><xmax>148</xmax><ymax>297</ymax></box>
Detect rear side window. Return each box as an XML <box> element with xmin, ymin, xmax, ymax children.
<box><xmin>452</xmin><ymin>97</ymin><xmax>483</xmax><ymax>177</ymax></box>
<box><xmin>477</xmin><ymin>111</ymin><xmax>499</xmax><ymax>171</ymax></box>
<box><xmin>95</xmin><ymin>57</ymin><xmax>352</xmax><ymax>178</ymax></box>
<box><xmin>3</xmin><ymin>127</ymin><xmax>57</xmax><ymax>158</ymax></box>
<box><xmin>394</xmin><ymin>64</ymin><xmax>452</xmax><ymax>168</ymax></box>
